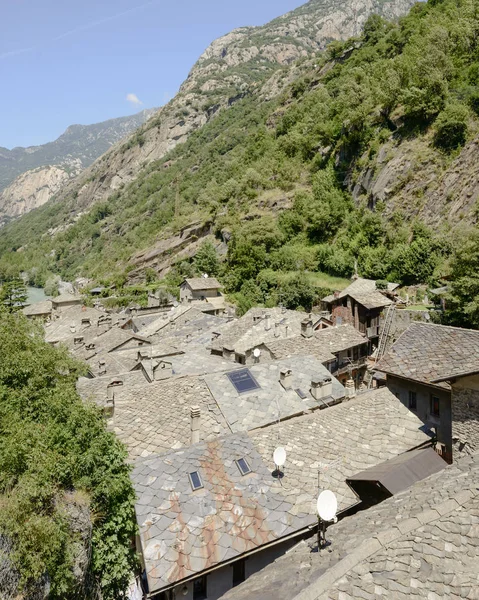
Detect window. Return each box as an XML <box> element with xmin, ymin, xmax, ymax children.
<box><xmin>188</xmin><ymin>471</ymin><xmax>204</xmax><ymax>491</ymax></box>
<box><xmin>227</xmin><ymin>369</ymin><xmax>261</xmax><ymax>394</ymax></box>
<box><xmin>408</xmin><ymin>391</ymin><xmax>417</xmax><ymax>410</ymax></box>
<box><xmin>232</xmin><ymin>559</ymin><xmax>246</xmax><ymax>587</ymax></box>
<box><xmin>193</xmin><ymin>576</ymin><xmax>207</xmax><ymax>600</ymax></box>
<box><xmin>431</xmin><ymin>396</ymin><xmax>440</xmax><ymax>417</ymax></box>
<box><xmin>236</xmin><ymin>458</ymin><xmax>252</xmax><ymax>476</ymax></box>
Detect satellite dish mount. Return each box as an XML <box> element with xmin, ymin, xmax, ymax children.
<box><xmin>315</xmin><ymin>490</ymin><xmax>338</xmax><ymax>551</ymax></box>
<box><xmin>272</xmin><ymin>446</ymin><xmax>286</xmax><ymax>480</ymax></box>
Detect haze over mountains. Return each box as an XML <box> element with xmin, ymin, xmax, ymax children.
<box><xmin>0</xmin><ymin>108</ymin><xmax>156</xmax><ymax>224</ymax></box>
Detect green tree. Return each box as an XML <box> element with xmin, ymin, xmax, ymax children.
<box><xmin>0</xmin><ymin>313</ymin><xmax>137</xmax><ymax>598</ymax></box>
<box><xmin>0</xmin><ymin>278</ymin><xmax>27</xmax><ymax>312</ymax></box>
<box><xmin>433</xmin><ymin>103</ymin><xmax>469</xmax><ymax>150</ymax></box>
<box><xmin>194</xmin><ymin>240</ymin><xmax>220</xmax><ymax>276</ymax></box>
<box><xmin>443</xmin><ymin>230</ymin><xmax>479</xmax><ymax>328</ymax></box>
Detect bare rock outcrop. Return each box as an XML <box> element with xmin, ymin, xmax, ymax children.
<box><xmin>0</xmin><ymin>165</ymin><xmax>76</xmax><ymax>225</ymax></box>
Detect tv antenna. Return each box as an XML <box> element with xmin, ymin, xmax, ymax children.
<box><xmin>316</xmin><ymin>490</ymin><xmax>338</xmax><ymax>551</ymax></box>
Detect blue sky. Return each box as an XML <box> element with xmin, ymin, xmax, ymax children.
<box><xmin>1</xmin><ymin>0</ymin><xmax>306</xmax><ymax>149</ymax></box>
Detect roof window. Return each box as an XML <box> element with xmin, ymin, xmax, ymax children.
<box><xmin>188</xmin><ymin>471</ymin><xmax>204</xmax><ymax>491</ymax></box>
<box><xmin>236</xmin><ymin>457</ymin><xmax>252</xmax><ymax>476</ymax></box>
<box><xmin>227</xmin><ymin>369</ymin><xmax>261</xmax><ymax>394</ymax></box>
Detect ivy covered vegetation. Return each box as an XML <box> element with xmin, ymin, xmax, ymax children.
<box><xmin>0</xmin><ymin>312</ymin><xmax>136</xmax><ymax>598</ymax></box>
<box><xmin>0</xmin><ymin>0</ymin><xmax>478</xmax><ymax>322</ymax></box>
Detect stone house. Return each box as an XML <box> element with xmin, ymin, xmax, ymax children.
<box><xmin>321</xmin><ymin>278</ymin><xmax>398</xmax><ymax>349</ymax></box>
<box><xmin>51</xmin><ymin>292</ymin><xmax>83</xmax><ymax>313</ymax></box>
<box><xmin>375</xmin><ymin>322</ymin><xmax>479</xmax><ymax>463</ymax></box>
<box><xmin>262</xmin><ymin>322</ymin><xmax>369</xmax><ymax>387</ymax></box>
<box><xmin>432</xmin><ymin>369</ymin><xmax>479</xmax><ymax>460</ymax></box>
<box><xmin>180</xmin><ymin>277</ymin><xmax>223</xmax><ymax>303</ymax></box>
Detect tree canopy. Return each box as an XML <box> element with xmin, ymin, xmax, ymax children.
<box><xmin>0</xmin><ymin>312</ymin><xmax>137</xmax><ymax>599</ymax></box>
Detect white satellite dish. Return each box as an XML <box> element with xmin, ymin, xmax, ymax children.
<box><xmin>316</xmin><ymin>490</ymin><xmax>337</xmax><ymax>521</ymax></box>
<box><xmin>273</xmin><ymin>447</ymin><xmax>287</xmax><ymax>468</ymax></box>
<box><xmin>253</xmin><ymin>348</ymin><xmax>261</xmax><ymax>358</ymax></box>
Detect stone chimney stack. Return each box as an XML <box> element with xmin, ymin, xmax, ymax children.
<box><xmin>311</xmin><ymin>376</ymin><xmax>333</xmax><ymax>401</ymax></box>
<box><xmin>190</xmin><ymin>406</ymin><xmax>201</xmax><ymax>445</ymax></box>
<box><xmin>280</xmin><ymin>368</ymin><xmax>293</xmax><ymax>390</ymax></box>
<box><xmin>345</xmin><ymin>378</ymin><xmax>356</xmax><ymax>399</ymax></box>
<box><xmin>274</xmin><ymin>322</ymin><xmax>280</xmax><ymax>338</ymax></box>
<box><xmin>301</xmin><ymin>317</ymin><xmax>313</xmax><ymax>338</ymax></box>
<box><xmin>264</xmin><ymin>314</ymin><xmax>271</xmax><ymax>331</ymax></box>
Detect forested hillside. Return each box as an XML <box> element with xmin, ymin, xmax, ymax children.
<box><xmin>1</xmin><ymin>0</ymin><xmax>479</xmax><ymax>326</ymax></box>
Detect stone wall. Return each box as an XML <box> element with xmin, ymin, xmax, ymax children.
<box><xmin>452</xmin><ymin>385</ymin><xmax>479</xmax><ymax>460</ymax></box>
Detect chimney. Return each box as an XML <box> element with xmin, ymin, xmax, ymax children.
<box><xmin>311</xmin><ymin>375</ymin><xmax>333</xmax><ymax>401</ymax></box>
<box><xmin>264</xmin><ymin>314</ymin><xmax>271</xmax><ymax>331</ymax></box>
<box><xmin>222</xmin><ymin>346</ymin><xmax>235</xmax><ymax>361</ymax></box>
<box><xmin>279</xmin><ymin>368</ymin><xmax>293</xmax><ymax>390</ymax></box>
<box><xmin>334</xmin><ymin>290</ymin><xmax>340</xmax><ymax>299</ymax></box>
<box><xmin>301</xmin><ymin>317</ymin><xmax>313</xmax><ymax>338</ymax></box>
<box><xmin>345</xmin><ymin>378</ymin><xmax>356</xmax><ymax>399</ymax></box>
<box><xmin>190</xmin><ymin>406</ymin><xmax>201</xmax><ymax>444</ymax></box>
<box><xmin>274</xmin><ymin>322</ymin><xmax>280</xmax><ymax>338</ymax></box>
<box><xmin>98</xmin><ymin>359</ymin><xmax>106</xmax><ymax>376</ymax></box>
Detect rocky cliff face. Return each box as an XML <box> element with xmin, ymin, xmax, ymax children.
<box><xmin>349</xmin><ymin>132</ymin><xmax>479</xmax><ymax>227</ymax></box>
<box><xmin>0</xmin><ymin>108</ymin><xmax>157</xmax><ymax>215</ymax></box>
<box><xmin>41</xmin><ymin>0</ymin><xmax>417</xmax><ymax>215</ymax></box>
<box><xmin>0</xmin><ymin>165</ymin><xmax>76</xmax><ymax>225</ymax></box>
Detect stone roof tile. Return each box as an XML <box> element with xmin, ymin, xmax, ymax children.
<box><xmin>375</xmin><ymin>322</ymin><xmax>479</xmax><ymax>389</ymax></box>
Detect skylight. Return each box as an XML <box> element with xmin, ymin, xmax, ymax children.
<box><xmin>236</xmin><ymin>457</ymin><xmax>252</xmax><ymax>476</ymax></box>
<box><xmin>227</xmin><ymin>369</ymin><xmax>261</xmax><ymax>394</ymax></box>
<box><xmin>295</xmin><ymin>388</ymin><xmax>307</xmax><ymax>399</ymax></box>
<box><xmin>188</xmin><ymin>471</ymin><xmax>204</xmax><ymax>491</ymax></box>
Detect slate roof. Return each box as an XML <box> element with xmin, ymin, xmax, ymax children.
<box><xmin>23</xmin><ymin>300</ymin><xmax>52</xmax><ymax>316</ymax></box>
<box><xmin>110</xmin><ymin>377</ymin><xmax>230</xmax><ymax>460</ymax></box>
<box><xmin>210</xmin><ymin>308</ymin><xmax>306</xmax><ymax>354</ymax></box>
<box><xmin>220</xmin><ymin>451</ymin><xmax>479</xmax><ymax>600</ymax></box>
<box><xmin>146</xmin><ymin>350</ymin><xmax>238</xmax><ymax>379</ymax></box>
<box><xmin>76</xmin><ymin>371</ymin><xmax>147</xmax><ymax>407</ymax></box>
<box><xmin>132</xmin><ymin>388</ymin><xmax>430</xmax><ymax>596</ymax></box>
<box><xmin>204</xmin><ymin>355</ymin><xmax>346</xmax><ymax>432</ymax></box>
<box><xmin>264</xmin><ymin>325</ymin><xmax>368</xmax><ymax>362</ymax></box>
<box><xmin>137</xmin><ymin>307</ymin><xmax>225</xmax><ymax>346</ymax></box>
<box><xmin>83</xmin><ymin>349</ymin><xmax>138</xmax><ymax>378</ymax></box>
<box><xmin>133</xmin><ymin>434</ymin><xmax>310</xmax><ymax>595</ymax></box>
<box><xmin>249</xmin><ymin>387</ymin><xmax>431</xmax><ymax>517</ymax></box>
<box><xmin>43</xmin><ymin>306</ymin><xmax>111</xmax><ymax>344</ymax></box>
<box><xmin>183</xmin><ymin>277</ymin><xmax>223</xmax><ymax>291</ymax></box>
<box><xmin>322</xmin><ymin>278</ymin><xmax>397</xmax><ymax>309</ymax></box>
<box><xmin>375</xmin><ymin>322</ymin><xmax>479</xmax><ymax>390</ymax></box>
<box><xmin>51</xmin><ymin>292</ymin><xmax>83</xmax><ymax>304</ymax></box>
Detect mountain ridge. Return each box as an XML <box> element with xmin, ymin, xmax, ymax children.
<box><xmin>0</xmin><ymin>108</ymin><xmax>158</xmax><ymax>223</ymax></box>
